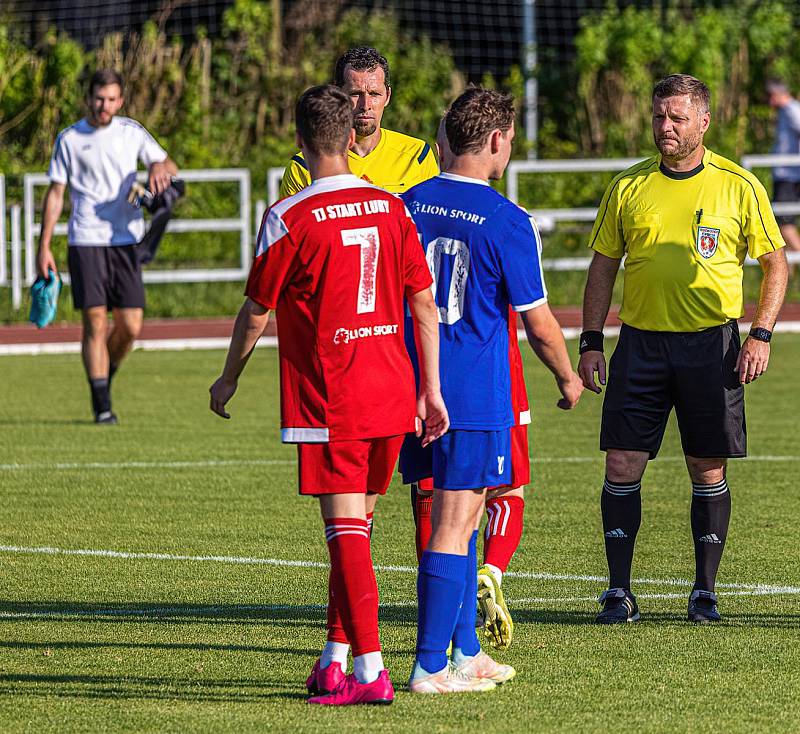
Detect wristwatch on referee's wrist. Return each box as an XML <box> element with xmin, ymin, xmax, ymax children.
<box><xmin>748</xmin><ymin>327</ymin><xmax>772</xmax><ymax>343</ymax></box>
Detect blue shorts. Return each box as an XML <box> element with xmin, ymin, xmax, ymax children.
<box><xmin>400</xmin><ymin>428</ymin><xmax>511</xmax><ymax>490</ymax></box>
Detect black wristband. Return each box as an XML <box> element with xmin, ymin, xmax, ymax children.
<box><xmin>579</xmin><ymin>330</ymin><xmax>604</xmax><ymax>354</ymax></box>
<box><xmin>749</xmin><ymin>327</ymin><xmax>772</xmax><ymax>343</ymax></box>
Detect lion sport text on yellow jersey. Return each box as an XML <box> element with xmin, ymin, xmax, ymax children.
<box><xmin>589</xmin><ymin>148</ymin><xmax>785</xmax><ymax>332</ymax></box>
<box><xmin>279</xmin><ymin>128</ymin><xmax>438</xmax><ymax>198</ymax></box>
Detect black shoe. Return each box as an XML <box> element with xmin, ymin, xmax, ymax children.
<box><xmin>688</xmin><ymin>590</ymin><xmax>721</xmax><ymax>623</ymax></box>
<box><xmin>596</xmin><ymin>587</ymin><xmax>640</xmax><ymax>624</ymax></box>
<box><xmin>94</xmin><ymin>411</ymin><xmax>119</xmax><ymax>425</ymax></box>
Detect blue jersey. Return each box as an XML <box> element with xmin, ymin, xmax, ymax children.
<box><xmin>402</xmin><ymin>172</ymin><xmax>547</xmax><ymax>430</ymax></box>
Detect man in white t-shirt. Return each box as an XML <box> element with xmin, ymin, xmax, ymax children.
<box><xmin>37</xmin><ymin>70</ymin><xmax>178</xmax><ymax>423</ymax></box>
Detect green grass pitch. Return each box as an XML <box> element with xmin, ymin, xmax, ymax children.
<box><xmin>1</xmin><ymin>337</ymin><xmax>799</xmax><ymax>732</ymax></box>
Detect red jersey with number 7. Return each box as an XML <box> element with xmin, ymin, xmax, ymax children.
<box><xmin>246</xmin><ymin>174</ymin><xmax>433</xmax><ymax>443</ymax></box>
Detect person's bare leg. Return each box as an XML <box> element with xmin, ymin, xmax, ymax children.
<box><xmin>107</xmin><ymin>307</ymin><xmax>143</xmax><ymax>376</ymax></box>
<box><xmin>82</xmin><ymin>306</ymin><xmax>115</xmax><ymax>421</ymax></box>
<box><xmin>82</xmin><ymin>306</ymin><xmax>109</xmax><ymax>380</ymax></box>
<box><xmin>779</xmin><ymin>223</ymin><xmax>800</xmax><ymax>251</ymax></box>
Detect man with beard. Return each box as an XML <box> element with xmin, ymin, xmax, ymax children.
<box><xmin>279</xmin><ymin>47</ymin><xmax>438</xmax><ymax>197</ymax></box>
<box><xmin>578</xmin><ymin>74</ymin><xmax>788</xmax><ymax>624</ymax></box>
<box><xmin>37</xmin><ymin>69</ymin><xmax>178</xmax><ymax>423</ymax></box>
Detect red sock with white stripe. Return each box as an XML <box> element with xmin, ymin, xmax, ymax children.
<box><xmin>483</xmin><ymin>496</ymin><xmax>525</xmax><ymax>575</ymax></box>
<box><xmin>324</xmin><ymin>512</ymin><xmax>375</xmax><ymax>658</ymax></box>
<box><xmin>324</xmin><ymin>517</ymin><xmax>383</xmax><ymax>682</ymax></box>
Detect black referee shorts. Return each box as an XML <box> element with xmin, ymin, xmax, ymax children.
<box><xmin>67</xmin><ymin>245</ymin><xmax>146</xmax><ymax>311</ymax></box>
<box><xmin>600</xmin><ymin>322</ymin><xmax>746</xmax><ymax>459</ymax></box>
<box><xmin>773</xmin><ymin>179</ymin><xmax>800</xmax><ymax>225</ymax></box>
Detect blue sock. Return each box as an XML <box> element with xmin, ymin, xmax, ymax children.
<box><xmin>452</xmin><ymin>530</ymin><xmax>480</xmax><ymax>657</ymax></box>
<box><xmin>415</xmin><ymin>550</ymin><xmax>468</xmax><ymax>675</ymax></box>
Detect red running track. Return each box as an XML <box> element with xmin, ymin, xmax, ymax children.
<box><xmin>2</xmin><ymin>304</ymin><xmax>800</xmax><ymax>345</ymax></box>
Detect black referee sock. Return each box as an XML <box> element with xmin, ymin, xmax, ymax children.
<box><xmin>89</xmin><ymin>378</ymin><xmax>111</xmax><ymax>417</ymax></box>
<box><xmin>601</xmin><ymin>478</ymin><xmax>642</xmax><ymax>590</ymax></box>
<box><xmin>691</xmin><ymin>479</ymin><xmax>731</xmax><ymax>593</ymax></box>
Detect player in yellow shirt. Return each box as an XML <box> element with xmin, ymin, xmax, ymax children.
<box><xmin>279</xmin><ymin>47</ymin><xmax>438</xmax><ymax>198</ymax></box>
<box><xmin>578</xmin><ymin>74</ymin><xmax>788</xmax><ymax>625</ymax></box>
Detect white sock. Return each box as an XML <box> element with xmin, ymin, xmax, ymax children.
<box><xmin>410</xmin><ymin>659</ymin><xmax>446</xmax><ymax>680</ymax></box>
<box><xmin>451</xmin><ymin>647</ymin><xmax>477</xmax><ymax>665</ymax></box>
<box><xmin>484</xmin><ymin>563</ymin><xmax>503</xmax><ymax>586</ymax></box>
<box><xmin>353</xmin><ymin>651</ymin><xmax>384</xmax><ymax>683</ymax></box>
<box><xmin>320</xmin><ymin>641</ymin><xmax>349</xmax><ymax>670</ymax></box>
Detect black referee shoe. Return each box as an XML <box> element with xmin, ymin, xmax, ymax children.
<box><xmin>94</xmin><ymin>410</ymin><xmax>119</xmax><ymax>425</ymax></box>
<box><xmin>596</xmin><ymin>587</ymin><xmax>640</xmax><ymax>624</ymax></box>
<box><xmin>688</xmin><ymin>590</ymin><xmax>721</xmax><ymax>624</ymax></box>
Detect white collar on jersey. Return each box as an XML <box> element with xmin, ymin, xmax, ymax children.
<box><xmin>307</xmin><ymin>173</ymin><xmax>362</xmax><ymax>187</ymax></box>
<box><xmin>438</xmin><ymin>172</ymin><xmax>491</xmax><ymax>187</ymax></box>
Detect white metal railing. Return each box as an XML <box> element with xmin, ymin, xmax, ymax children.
<box><xmin>740</xmin><ymin>153</ymin><xmax>800</xmax><ymax>217</ymax></box>
<box><xmin>267</xmin><ymin>167</ymin><xmax>284</xmax><ymax>206</ymax></box>
<box><xmin>10</xmin><ymin>205</ymin><xmax>21</xmax><ymax>310</ymax></box>
<box><xmin>22</xmin><ymin>168</ymin><xmax>251</xmax><ymax>287</ymax></box>
<box><xmin>6</xmin><ymin>154</ymin><xmax>800</xmax><ymax>311</ymax></box>
<box><xmin>0</xmin><ymin>175</ymin><xmax>6</xmax><ymax>286</ymax></box>
<box><xmin>506</xmin><ymin>157</ymin><xmax>647</xmax><ymax>206</ymax></box>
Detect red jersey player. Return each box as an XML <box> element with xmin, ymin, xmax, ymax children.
<box><xmin>410</xmin><ymin>120</ymin><xmax>534</xmax><ymax>652</ymax></box>
<box><xmin>209</xmin><ymin>85</ymin><xmax>448</xmax><ymax>706</ymax></box>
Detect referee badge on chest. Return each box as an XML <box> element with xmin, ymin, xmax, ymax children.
<box><xmin>696</xmin><ymin>226</ymin><xmax>720</xmax><ymax>259</ymax></box>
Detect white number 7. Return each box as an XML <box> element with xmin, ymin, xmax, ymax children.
<box><xmin>341</xmin><ymin>226</ymin><xmax>381</xmax><ymax>314</ymax></box>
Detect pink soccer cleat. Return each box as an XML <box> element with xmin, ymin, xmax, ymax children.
<box><xmin>306</xmin><ymin>659</ymin><xmax>346</xmax><ymax>696</ymax></box>
<box><xmin>307</xmin><ymin>670</ymin><xmax>394</xmax><ymax>705</ymax></box>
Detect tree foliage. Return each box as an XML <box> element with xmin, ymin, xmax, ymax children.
<box><xmin>0</xmin><ymin>0</ymin><xmax>463</xmax><ymax>176</ymax></box>
<box><xmin>549</xmin><ymin>0</ymin><xmax>799</xmax><ymax>160</ymax></box>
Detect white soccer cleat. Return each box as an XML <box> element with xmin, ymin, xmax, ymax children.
<box><xmin>408</xmin><ymin>662</ymin><xmax>497</xmax><ymax>694</ymax></box>
<box><xmin>454</xmin><ymin>650</ymin><xmax>516</xmax><ymax>684</ymax></box>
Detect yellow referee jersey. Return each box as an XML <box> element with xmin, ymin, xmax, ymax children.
<box><xmin>278</xmin><ymin>127</ymin><xmax>439</xmax><ymax>198</ymax></box>
<box><xmin>589</xmin><ymin>148</ymin><xmax>785</xmax><ymax>332</ymax></box>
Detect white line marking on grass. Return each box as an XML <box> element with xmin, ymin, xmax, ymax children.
<box><xmin>0</xmin><ymin>337</ymin><xmax>279</xmax><ymax>357</ymax></box>
<box><xmin>0</xmin><ymin>459</ymin><xmax>296</xmax><ymax>471</ymax></box>
<box><xmin>6</xmin><ymin>320</ymin><xmax>800</xmax><ymax>357</ymax></box>
<box><xmin>2</xmin><ymin>545</ymin><xmax>798</xmax><ymax>600</ymax></box>
<box><xmin>4</xmin><ymin>585</ymin><xmax>799</xmax><ymax>621</ymax></box>
<box><xmin>3</xmin><ymin>455</ymin><xmax>799</xmax><ymax>473</ymax></box>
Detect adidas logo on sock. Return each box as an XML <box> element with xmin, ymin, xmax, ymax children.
<box><xmin>699</xmin><ymin>533</ymin><xmax>722</xmax><ymax>544</ymax></box>
<box><xmin>604</xmin><ymin>528</ymin><xmax>628</xmax><ymax>538</ymax></box>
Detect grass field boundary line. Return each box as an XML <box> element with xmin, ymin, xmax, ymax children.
<box><xmin>3</xmin><ymin>583</ymin><xmax>799</xmax><ymax>620</ymax></box>
<box><xmin>0</xmin><ymin>459</ymin><xmax>297</xmax><ymax>471</ymax></box>
<box><xmin>2</xmin><ymin>545</ymin><xmax>798</xmax><ymax>596</ymax></box>
<box><xmin>6</xmin><ymin>320</ymin><xmax>800</xmax><ymax>357</ymax></box>
<box><xmin>0</xmin><ymin>337</ymin><xmax>280</xmax><ymax>357</ymax></box>
<box><xmin>3</xmin><ymin>455</ymin><xmax>800</xmax><ymax>472</ymax></box>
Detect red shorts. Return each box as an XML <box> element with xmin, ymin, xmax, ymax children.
<box><xmin>298</xmin><ymin>435</ymin><xmax>404</xmax><ymax>496</ymax></box>
<box><xmin>414</xmin><ymin>423</ymin><xmax>530</xmax><ymax>492</ymax></box>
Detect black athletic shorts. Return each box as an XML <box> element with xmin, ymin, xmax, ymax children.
<box><xmin>773</xmin><ymin>179</ymin><xmax>800</xmax><ymax>225</ymax></box>
<box><xmin>600</xmin><ymin>322</ymin><xmax>746</xmax><ymax>459</ymax></box>
<box><xmin>67</xmin><ymin>245</ymin><xmax>145</xmax><ymax>310</ymax></box>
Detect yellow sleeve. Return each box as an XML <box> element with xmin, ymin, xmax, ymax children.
<box><xmin>588</xmin><ymin>177</ymin><xmax>624</xmax><ymax>258</ymax></box>
<box><xmin>278</xmin><ymin>156</ymin><xmax>311</xmax><ymax>199</ymax></box>
<box><xmin>743</xmin><ymin>175</ymin><xmax>785</xmax><ymax>258</ymax></box>
<box><xmin>418</xmin><ymin>142</ymin><xmax>439</xmax><ymax>182</ymax></box>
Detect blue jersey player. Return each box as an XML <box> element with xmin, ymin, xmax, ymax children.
<box><xmin>404</xmin><ymin>88</ymin><xmax>584</xmax><ymax>694</ymax></box>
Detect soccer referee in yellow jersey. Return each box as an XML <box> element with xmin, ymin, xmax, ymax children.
<box><xmin>579</xmin><ymin>74</ymin><xmax>789</xmax><ymax>625</ymax></box>
<box><xmin>279</xmin><ymin>47</ymin><xmax>439</xmax><ymax>198</ymax></box>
